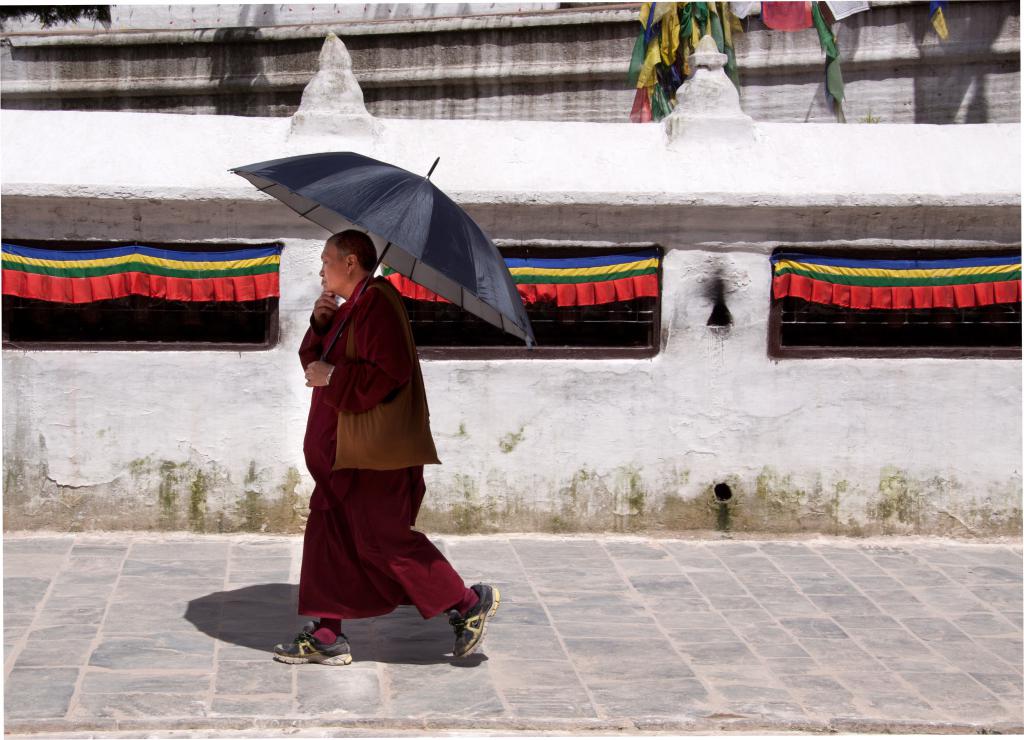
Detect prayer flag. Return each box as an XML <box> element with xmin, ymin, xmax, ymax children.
<box><xmin>930</xmin><ymin>0</ymin><xmax>949</xmax><ymax>40</ymax></box>
<box><xmin>730</xmin><ymin>2</ymin><xmax>760</xmax><ymax>19</ymax></box>
<box><xmin>630</xmin><ymin>87</ymin><xmax>653</xmax><ymax>122</ymax></box>
<box><xmin>812</xmin><ymin>1</ymin><xmax>845</xmax><ymax>114</ymax></box>
<box><xmin>1</xmin><ymin>243</ymin><xmax>282</xmax><ymax>303</ymax></box>
<box><xmin>824</xmin><ymin>1</ymin><xmax>869</xmax><ymax>20</ymax></box>
<box><xmin>761</xmin><ymin>1</ymin><xmax>812</xmax><ymax>30</ymax></box>
<box><xmin>386</xmin><ymin>251</ymin><xmax>661</xmax><ymax>308</ymax></box>
<box><xmin>771</xmin><ymin>253</ymin><xmax>1022</xmax><ymax>310</ymax></box>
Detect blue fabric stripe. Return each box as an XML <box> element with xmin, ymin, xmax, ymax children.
<box><xmin>1</xmin><ymin>243</ymin><xmax>282</xmax><ymax>263</ymax></box>
<box><xmin>504</xmin><ymin>249</ymin><xmax>660</xmax><ymax>270</ymax></box>
<box><xmin>770</xmin><ymin>252</ymin><xmax>1020</xmax><ymax>270</ymax></box>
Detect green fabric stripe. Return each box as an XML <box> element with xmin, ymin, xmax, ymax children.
<box><xmin>776</xmin><ymin>265</ymin><xmax>1021</xmax><ymax>287</ymax></box>
<box><xmin>3</xmin><ymin>259</ymin><xmax>279</xmax><ymax>279</ymax></box>
<box><xmin>510</xmin><ymin>267</ymin><xmax>657</xmax><ymax>285</ymax></box>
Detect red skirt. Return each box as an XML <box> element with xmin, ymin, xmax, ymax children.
<box><xmin>298</xmin><ymin>466</ymin><xmax>466</xmax><ymax>620</ymax></box>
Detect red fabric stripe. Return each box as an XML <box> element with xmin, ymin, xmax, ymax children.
<box><xmin>1</xmin><ymin>270</ymin><xmax>279</xmax><ymax>304</ymax></box>
<box><xmin>386</xmin><ymin>273</ymin><xmax>659</xmax><ymax>308</ymax></box>
<box><xmin>773</xmin><ymin>273</ymin><xmax>1023</xmax><ymax>310</ymax></box>
<box><xmin>974</xmin><ymin>282</ymin><xmax>995</xmax><ymax>306</ymax></box>
<box><xmin>994</xmin><ymin>280</ymin><xmax>1019</xmax><ymax>303</ymax></box>
<box><xmin>850</xmin><ymin>285</ymin><xmax>872</xmax><ymax>309</ymax></box>
<box><xmin>810</xmin><ymin>278</ymin><xmax>832</xmax><ymax>304</ymax></box>
<box><xmin>933</xmin><ymin>285</ymin><xmax>955</xmax><ymax>308</ymax></box>
<box><xmin>892</xmin><ymin>287</ymin><xmax>914</xmax><ymax>310</ymax></box>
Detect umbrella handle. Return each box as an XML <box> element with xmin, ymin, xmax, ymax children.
<box><xmin>320</xmin><ymin>242</ymin><xmax>392</xmax><ymax>362</ymax></box>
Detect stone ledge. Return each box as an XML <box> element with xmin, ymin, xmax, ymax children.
<box><xmin>0</xmin><ymin>6</ymin><xmax>638</xmax><ymax>47</ymax></box>
<box><xmin>2</xmin><ymin>193</ymin><xmax>1018</xmax><ymax>249</ymax></box>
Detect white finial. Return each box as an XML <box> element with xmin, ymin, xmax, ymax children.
<box><xmin>691</xmin><ymin>33</ymin><xmax>727</xmax><ymax>70</ymax></box>
<box><xmin>289</xmin><ymin>33</ymin><xmax>380</xmax><ymax>138</ymax></box>
<box><xmin>664</xmin><ymin>34</ymin><xmax>753</xmax><ymax>145</ymax></box>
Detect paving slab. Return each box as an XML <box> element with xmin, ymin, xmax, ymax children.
<box><xmin>3</xmin><ymin>531</ymin><xmax>1022</xmax><ymax>736</ymax></box>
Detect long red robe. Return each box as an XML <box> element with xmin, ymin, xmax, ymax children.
<box><xmin>297</xmin><ymin>276</ymin><xmax>466</xmax><ymax>620</ymax></box>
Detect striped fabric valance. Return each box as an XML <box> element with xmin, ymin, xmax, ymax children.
<box><xmin>772</xmin><ymin>252</ymin><xmax>1021</xmax><ymax>310</ymax></box>
<box><xmin>1</xmin><ymin>243</ymin><xmax>282</xmax><ymax>304</ymax></box>
<box><xmin>386</xmin><ymin>250</ymin><xmax>660</xmax><ymax>307</ymax></box>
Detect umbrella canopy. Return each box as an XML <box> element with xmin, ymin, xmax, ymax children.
<box><xmin>230</xmin><ymin>152</ymin><xmax>535</xmax><ymax>346</ymax></box>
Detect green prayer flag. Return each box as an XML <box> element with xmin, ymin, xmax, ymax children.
<box><xmin>693</xmin><ymin>2</ymin><xmax>709</xmax><ymax>28</ymax></box>
<box><xmin>651</xmin><ymin>84</ymin><xmax>673</xmax><ymax>121</ymax></box>
<box><xmin>628</xmin><ymin>32</ymin><xmax>646</xmax><ymax>88</ymax></box>
<box><xmin>811</xmin><ymin>2</ymin><xmax>838</xmax><ymax>57</ymax></box>
<box><xmin>811</xmin><ymin>2</ymin><xmax>845</xmax><ymax>106</ymax></box>
<box><xmin>825</xmin><ymin>56</ymin><xmax>845</xmax><ymax>103</ymax></box>
<box><xmin>709</xmin><ymin>9</ymin><xmax>725</xmax><ymax>54</ymax></box>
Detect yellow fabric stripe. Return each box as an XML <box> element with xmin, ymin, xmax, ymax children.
<box><xmin>2</xmin><ymin>252</ymin><xmax>280</xmax><ymax>271</ymax></box>
<box><xmin>773</xmin><ymin>259</ymin><xmax>1019</xmax><ymax>280</ymax></box>
<box><xmin>509</xmin><ymin>258</ymin><xmax>658</xmax><ymax>278</ymax></box>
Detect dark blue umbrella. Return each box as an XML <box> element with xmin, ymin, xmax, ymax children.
<box><xmin>230</xmin><ymin>152</ymin><xmax>535</xmax><ymax>346</ymax></box>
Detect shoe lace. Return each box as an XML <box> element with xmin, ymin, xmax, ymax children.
<box><xmin>448</xmin><ymin>610</ymin><xmax>467</xmax><ymax>637</ymax></box>
<box><xmin>292</xmin><ymin>630</ymin><xmax>316</xmax><ymax>648</ymax></box>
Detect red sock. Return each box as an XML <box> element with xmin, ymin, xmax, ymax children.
<box><xmin>451</xmin><ymin>587</ymin><xmax>479</xmax><ymax>616</ymax></box>
<box><xmin>313</xmin><ymin>617</ymin><xmax>341</xmax><ymax>644</ymax></box>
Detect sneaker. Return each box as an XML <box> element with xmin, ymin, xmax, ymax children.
<box><xmin>448</xmin><ymin>583</ymin><xmax>501</xmax><ymax>658</ymax></box>
<box><xmin>273</xmin><ymin>621</ymin><xmax>352</xmax><ymax>665</ymax></box>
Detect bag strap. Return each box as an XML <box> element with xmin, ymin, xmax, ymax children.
<box><xmin>328</xmin><ymin>278</ymin><xmax>416</xmax><ymax>365</ymax></box>
<box><xmin>365</xmin><ymin>280</ymin><xmax>417</xmax><ymax>365</ymax></box>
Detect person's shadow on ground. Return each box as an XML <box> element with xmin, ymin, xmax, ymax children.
<box><xmin>185</xmin><ymin>584</ymin><xmax>486</xmax><ymax>667</ymax></box>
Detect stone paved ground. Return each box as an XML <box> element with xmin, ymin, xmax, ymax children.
<box><xmin>3</xmin><ymin>532</ymin><xmax>1022</xmax><ymax>736</ymax></box>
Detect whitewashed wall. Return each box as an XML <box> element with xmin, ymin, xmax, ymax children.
<box><xmin>2</xmin><ymin>110</ymin><xmax>1020</xmax><ymax>534</ymax></box>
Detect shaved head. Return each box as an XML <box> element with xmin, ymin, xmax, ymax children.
<box><xmin>328</xmin><ymin>230</ymin><xmax>377</xmax><ymax>272</ymax></box>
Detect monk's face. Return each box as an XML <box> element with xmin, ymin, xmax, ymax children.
<box><xmin>320</xmin><ymin>241</ymin><xmax>361</xmax><ymax>299</ymax></box>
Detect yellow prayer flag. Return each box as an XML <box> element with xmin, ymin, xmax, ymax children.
<box><xmin>639</xmin><ymin>2</ymin><xmax>653</xmax><ymax>28</ymax></box>
<box><xmin>652</xmin><ymin>2</ymin><xmax>675</xmax><ymax>23</ymax></box>
<box><xmin>932</xmin><ymin>6</ymin><xmax>949</xmax><ymax>40</ymax></box>
<box><xmin>719</xmin><ymin>2</ymin><xmax>733</xmax><ymax>47</ymax></box>
<box><xmin>637</xmin><ymin>35</ymin><xmax>662</xmax><ymax>89</ymax></box>
<box><xmin>660</xmin><ymin>5</ymin><xmax>681</xmax><ymax>66</ymax></box>
<box><xmin>729</xmin><ymin>9</ymin><xmax>744</xmax><ymax>35</ymax></box>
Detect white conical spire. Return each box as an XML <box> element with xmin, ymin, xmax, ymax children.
<box><xmin>289</xmin><ymin>33</ymin><xmax>380</xmax><ymax>138</ymax></box>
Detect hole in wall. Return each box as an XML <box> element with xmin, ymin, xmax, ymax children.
<box><xmin>705</xmin><ymin>268</ymin><xmax>733</xmax><ymax>328</ymax></box>
<box><xmin>714</xmin><ymin>483</ymin><xmax>733</xmax><ymax>502</ymax></box>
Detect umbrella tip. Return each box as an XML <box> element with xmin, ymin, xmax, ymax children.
<box><xmin>426</xmin><ymin>157</ymin><xmax>440</xmax><ymax>180</ymax></box>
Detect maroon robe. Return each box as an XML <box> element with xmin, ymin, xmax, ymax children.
<box><xmin>297</xmin><ymin>275</ymin><xmax>466</xmax><ymax>620</ymax></box>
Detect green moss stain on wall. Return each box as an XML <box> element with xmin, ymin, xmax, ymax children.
<box><xmin>498</xmin><ymin>426</ymin><xmax>525</xmax><ymax>454</ymax></box>
<box><xmin>157</xmin><ymin>460</ymin><xmax>181</xmax><ymax>530</ymax></box>
<box><xmin>188</xmin><ymin>470</ymin><xmax>209</xmax><ymax>532</ymax></box>
<box><xmin>266</xmin><ymin>466</ymin><xmax>305</xmax><ymax>533</ymax></box>
<box><xmin>238</xmin><ymin>460</ymin><xmax>266</xmax><ymax>532</ymax></box>
<box><xmin>4</xmin><ymin>441</ymin><xmax>1021</xmax><ymax>535</ymax></box>
<box><xmin>450</xmin><ymin>474</ymin><xmax>487</xmax><ymax>534</ymax></box>
<box><xmin>613</xmin><ymin>465</ymin><xmax>648</xmax><ymax>532</ymax></box>
<box><xmin>868</xmin><ymin>466</ymin><xmax>925</xmax><ymax>532</ymax></box>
